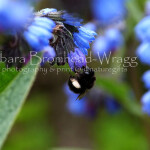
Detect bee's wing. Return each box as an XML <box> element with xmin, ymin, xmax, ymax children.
<box><xmin>76</xmin><ymin>90</ymin><xmax>87</xmax><ymax>100</ymax></box>
<box><xmin>35</xmin><ymin>10</ymin><xmax>65</xmax><ymax>21</ymax></box>
<box><xmin>48</xmin><ymin>11</ymin><xmax>65</xmax><ymax>22</ymax></box>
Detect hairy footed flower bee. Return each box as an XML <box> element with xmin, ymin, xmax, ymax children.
<box><xmin>68</xmin><ymin>66</ymin><xmax>96</xmax><ymax>100</ymax></box>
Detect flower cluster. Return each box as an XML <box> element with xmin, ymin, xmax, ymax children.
<box><xmin>135</xmin><ymin>16</ymin><xmax>150</xmax><ymax>65</ymax></box>
<box><xmin>64</xmin><ymin>84</ymin><xmax>121</xmax><ymax>117</ymax></box>
<box><xmin>89</xmin><ymin>0</ymin><xmax>126</xmax><ymax>58</ymax></box>
<box><xmin>135</xmin><ymin>1</ymin><xmax>150</xmax><ymax>115</ymax></box>
<box><xmin>0</xmin><ymin>0</ymin><xmax>57</xmax><ymax>68</ymax></box>
<box><xmin>36</xmin><ymin>8</ymin><xmax>96</xmax><ymax>70</ymax></box>
<box><xmin>23</xmin><ymin>17</ymin><xmax>55</xmax><ymax>52</ymax></box>
<box><xmin>0</xmin><ymin>1</ymin><xmax>96</xmax><ymax>71</ymax></box>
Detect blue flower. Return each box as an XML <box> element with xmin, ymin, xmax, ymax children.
<box><xmin>68</xmin><ymin>48</ymin><xmax>87</xmax><ymax>71</ymax></box>
<box><xmin>91</xmin><ymin>0</ymin><xmax>126</xmax><ymax>25</ymax></box>
<box><xmin>41</xmin><ymin>46</ymin><xmax>56</xmax><ymax>64</ymax></box>
<box><xmin>73</xmin><ymin>27</ymin><xmax>97</xmax><ymax>55</ymax></box>
<box><xmin>93</xmin><ymin>29</ymin><xmax>122</xmax><ymax>56</ymax></box>
<box><xmin>62</xmin><ymin>12</ymin><xmax>83</xmax><ymax>27</ymax></box>
<box><xmin>92</xmin><ymin>36</ymin><xmax>110</xmax><ymax>57</ymax></box>
<box><xmin>105</xmin><ymin>96</ymin><xmax>121</xmax><ymax>114</ymax></box>
<box><xmin>83</xmin><ymin>22</ymin><xmax>97</xmax><ymax>32</ymax></box>
<box><xmin>64</xmin><ymin>85</ymin><xmax>100</xmax><ymax>118</ymax></box>
<box><xmin>92</xmin><ymin>28</ymin><xmax>123</xmax><ymax>57</ymax></box>
<box><xmin>135</xmin><ymin>16</ymin><xmax>150</xmax><ymax>42</ymax></box>
<box><xmin>66</xmin><ymin>98</ymin><xmax>87</xmax><ymax>116</ymax></box>
<box><xmin>142</xmin><ymin>70</ymin><xmax>150</xmax><ymax>89</ymax></box>
<box><xmin>0</xmin><ymin>0</ymin><xmax>32</xmax><ymax>33</ymax></box>
<box><xmin>105</xmin><ymin>28</ymin><xmax>124</xmax><ymax>49</ymax></box>
<box><xmin>141</xmin><ymin>91</ymin><xmax>150</xmax><ymax>115</ymax></box>
<box><xmin>23</xmin><ymin>17</ymin><xmax>55</xmax><ymax>52</ymax></box>
<box><xmin>64</xmin><ymin>84</ymin><xmax>87</xmax><ymax>116</ymax></box>
<box><xmin>32</xmin><ymin>17</ymin><xmax>55</xmax><ymax>32</ymax></box>
<box><xmin>136</xmin><ymin>42</ymin><xmax>150</xmax><ymax>65</ymax></box>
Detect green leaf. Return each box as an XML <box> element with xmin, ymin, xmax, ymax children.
<box><xmin>96</xmin><ymin>76</ymin><xmax>143</xmax><ymax>117</ymax></box>
<box><xmin>0</xmin><ymin>57</ymin><xmax>40</xmax><ymax>148</ymax></box>
<box><xmin>0</xmin><ymin>63</ymin><xmax>18</xmax><ymax>93</ymax></box>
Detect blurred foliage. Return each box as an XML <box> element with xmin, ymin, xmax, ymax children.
<box><xmin>96</xmin><ymin>76</ymin><xmax>142</xmax><ymax>117</ymax></box>
<box><xmin>93</xmin><ymin>111</ymin><xmax>149</xmax><ymax>150</ymax></box>
<box><xmin>3</xmin><ymin>94</ymin><xmax>54</xmax><ymax>150</ymax></box>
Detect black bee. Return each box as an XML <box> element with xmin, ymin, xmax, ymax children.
<box><xmin>68</xmin><ymin>66</ymin><xmax>96</xmax><ymax>100</ymax></box>
<box><xmin>50</xmin><ymin>23</ymin><xmax>75</xmax><ymax>66</ymax></box>
<box><xmin>36</xmin><ymin>10</ymin><xmax>81</xmax><ymax>66</ymax></box>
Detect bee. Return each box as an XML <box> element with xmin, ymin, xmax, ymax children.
<box><xmin>68</xmin><ymin>66</ymin><xmax>96</xmax><ymax>100</ymax></box>
<box><xmin>50</xmin><ymin>22</ymin><xmax>75</xmax><ymax>66</ymax></box>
